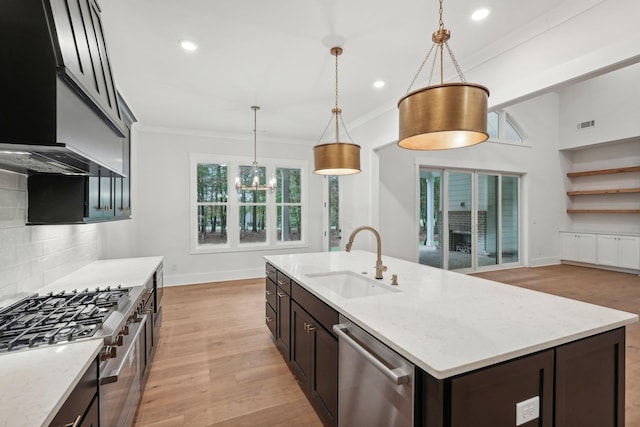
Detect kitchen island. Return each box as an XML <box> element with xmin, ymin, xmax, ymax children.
<box><xmin>265</xmin><ymin>250</ymin><xmax>638</xmax><ymax>427</ymax></box>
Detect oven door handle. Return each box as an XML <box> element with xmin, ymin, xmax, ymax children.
<box><xmin>100</xmin><ymin>315</ymin><xmax>146</xmax><ymax>385</ymax></box>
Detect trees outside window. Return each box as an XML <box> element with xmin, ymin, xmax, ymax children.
<box><xmin>191</xmin><ymin>154</ymin><xmax>306</xmax><ymax>253</ymax></box>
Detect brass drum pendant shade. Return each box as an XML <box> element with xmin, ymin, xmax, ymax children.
<box><xmin>398</xmin><ymin>83</ymin><xmax>489</xmax><ymax>150</ymax></box>
<box><xmin>398</xmin><ymin>0</ymin><xmax>489</xmax><ymax>150</ymax></box>
<box><xmin>313</xmin><ymin>47</ymin><xmax>361</xmax><ymax>175</ymax></box>
<box><xmin>313</xmin><ymin>142</ymin><xmax>361</xmax><ymax>175</ymax></box>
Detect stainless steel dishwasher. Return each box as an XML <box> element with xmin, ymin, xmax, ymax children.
<box><xmin>333</xmin><ymin>315</ymin><xmax>415</xmax><ymax>427</ymax></box>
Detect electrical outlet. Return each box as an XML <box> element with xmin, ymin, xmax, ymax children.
<box><xmin>516</xmin><ymin>396</ymin><xmax>539</xmax><ymax>426</ymax></box>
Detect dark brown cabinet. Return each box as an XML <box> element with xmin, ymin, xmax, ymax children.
<box><xmin>420</xmin><ymin>327</ymin><xmax>626</xmax><ymax>427</ymax></box>
<box><xmin>265</xmin><ymin>264</ymin><xmax>291</xmax><ymax>359</ymax></box>
<box><xmin>290</xmin><ymin>282</ymin><xmax>338</xmax><ymax>427</ymax></box>
<box><xmin>49</xmin><ymin>357</ymin><xmax>99</xmax><ymax>427</ymax></box>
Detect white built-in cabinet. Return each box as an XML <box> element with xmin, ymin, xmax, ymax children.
<box><xmin>596</xmin><ymin>234</ymin><xmax>640</xmax><ymax>270</ymax></box>
<box><xmin>561</xmin><ymin>232</ymin><xmax>640</xmax><ymax>270</ymax></box>
<box><xmin>561</xmin><ymin>233</ymin><xmax>597</xmax><ymax>264</ymax></box>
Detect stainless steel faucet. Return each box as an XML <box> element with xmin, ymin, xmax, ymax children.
<box><xmin>345</xmin><ymin>226</ymin><xmax>388</xmax><ymax>279</ymax></box>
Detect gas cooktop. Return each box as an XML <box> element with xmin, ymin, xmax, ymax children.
<box><xmin>0</xmin><ymin>287</ymin><xmax>130</xmax><ymax>352</ymax></box>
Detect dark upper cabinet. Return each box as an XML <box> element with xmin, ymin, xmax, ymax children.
<box><xmin>46</xmin><ymin>0</ymin><xmax>124</xmax><ymax>134</ymax></box>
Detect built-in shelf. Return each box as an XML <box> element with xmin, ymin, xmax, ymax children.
<box><xmin>566</xmin><ymin>166</ymin><xmax>640</xmax><ymax>178</ymax></box>
<box><xmin>566</xmin><ymin>165</ymin><xmax>640</xmax><ymax>214</ymax></box>
<box><xmin>567</xmin><ymin>188</ymin><xmax>640</xmax><ymax>196</ymax></box>
<box><xmin>567</xmin><ymin>209</ymin><xmax>640</xmax><ymax>214</ymax></box>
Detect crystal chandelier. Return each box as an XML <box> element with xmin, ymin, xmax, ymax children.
<box><xmin>235</xmin><ymin>106</ymin><xmax>276</xmax><ymax>193</ymax></box>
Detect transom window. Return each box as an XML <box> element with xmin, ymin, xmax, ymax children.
<box><xmin>487</xmin><ymin>111</ymin><xmax>525</xmax><ymax>144</ymax></box>
<box><xmin>190</xmin><ymin>154</ymin><xmax>307</xmax><ymax>253</ymax></box>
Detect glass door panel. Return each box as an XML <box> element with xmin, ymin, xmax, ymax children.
<box><xmin>501</xmin><ymin>176</ymin><xmax>519</xmax><ymax>263</ymax></box>
<box><xmin>477</xmin><ymin>174</ymin><xmax>499</xmax><ymax>267</ymax></box>
<box><xmin>328</xmin><ymin>176</ymin><xmax>341</xmax><ymax>251</ymax></box>
<box><xmin>447</xmin><ymin>171</ymin><xmax>472</xmax><ymax>271</ymax></box>
<box><xmin>418</xmin><ymin>169</ymin><xmax>443</xmax><ymax>268</ymax></box>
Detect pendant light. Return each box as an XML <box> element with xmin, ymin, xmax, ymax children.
<box><xmin>313</xmin><ymin>47</ymin><xmax>361</xmax><ymax>175</ymax></box>
<box><xmin>235</xmin><ymin>106</ymin><xmax>277</xmax><ymax>193</ymax></box>
<box><xmin>398</xmin><ymin>0</ymin><xmax>489</xmax><ymax>150</ymax></box>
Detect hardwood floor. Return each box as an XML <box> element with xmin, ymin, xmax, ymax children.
<box><xmin>134</xmin><ymin>264</ymin><xmax>639</xmax><ymax>426</ymax></box>
<box><xmin>133</xmin><ymin>279</ymin><xmax>323</xmax><ymax>427</ymax></box>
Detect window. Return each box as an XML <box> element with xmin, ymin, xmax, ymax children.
<box><xmin>191</xmin><ymin>154</ymin><xmax>307</xmax><ymax>253</ymax></box>
<box><xmin>487</xmin><ymin>111</ymin><xmax>525</xmax><ymax>144</ymax></box>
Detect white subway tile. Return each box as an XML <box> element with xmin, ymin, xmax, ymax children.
<box><xmin>0</xmin><ymin>282</ymin><xmax>17</xmax><ymax>299</ymax></box>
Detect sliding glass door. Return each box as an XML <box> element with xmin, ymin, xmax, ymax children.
<box><xmin>418</xmin><ymin>168</ymin><xmax>520</xmax><ymax>272</ymax></box>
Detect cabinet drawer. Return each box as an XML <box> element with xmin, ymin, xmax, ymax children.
<box><xmin>50</xmin><ymin>357</ymin><xmax>98</xmax><ymax>426</ymax></box>
<box><xmin>266</xmin><ymin>263</ymin><xmax>278</xmax><ymax>283</ymax></box>
<box><xmin>276</xmin><ymin>271</ymin><xmax>292</xmax><ymax>295</ymax></box>
<box><xmin>291</xmin><ymin>281</ymin><xmax>338</xmax><ymax>336</ymax></box>
<box><xmin>266</xmin><ymin>278</ymin><xmax>277</xmax><ymax>310</ymax></box>
<box><xmin>265</xmin><ymin>302</ymin><xmax>276</xmax><ymax>338</ymax></box>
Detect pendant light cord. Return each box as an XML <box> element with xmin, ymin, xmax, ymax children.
<box><xmin>252</xmin><ymin>106</ymin><xmax>258</xmax><ymax>166</ymax></box>
<box><xmin>334</xmin><ymin>49</ymin><xmax>340</xmax><ymax>143</ymax></box>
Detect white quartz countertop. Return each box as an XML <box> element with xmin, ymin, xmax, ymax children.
<box><xmin>265</xmin><ymin>251</ymin><xmax>638</xmax><ymax>379</ymax></box>
<box><xmin>39</xmin><ymin>256</ymin><xmax>163</xmax><ymax>294</ymax></box>
<box><xmin>0</xmin><ymin>340</ymin><xmax>103</xmax><ymax>427</ymax></box>
<box><xmin>0</xmin><ymin>256</ymin><xmax>163</xmax><ymax>426</ymax></box>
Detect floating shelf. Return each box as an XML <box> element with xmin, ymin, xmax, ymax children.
<box><xmin>567</xmin><ymin>209</ymin><xmax>640</xmax><ymax>214</ymax></box>
<box><xmin>567</xmin><ymin>166</ymin><xmax>640</xmax><ymax>178</ymax></box>
<box><xmin>567</xmin><ymin>188</ymin><xmax>640</xmax><ymax>196</ymax></box>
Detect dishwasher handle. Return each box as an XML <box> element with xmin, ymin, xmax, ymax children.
<box><xmin>333</xmin><ymin>323</ymin><xmax>411</xmax><ymax>385</ymax></box>
<box><xmin>100</xmin><ymin>315</ymin><xmax>146</xmax><ymax>385</ymax></box>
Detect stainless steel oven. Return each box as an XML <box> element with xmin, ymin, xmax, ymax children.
<box><xmin>99</xmin><ymin>314</ymin><xmax>147</xmax><ymax>427</ymax></box>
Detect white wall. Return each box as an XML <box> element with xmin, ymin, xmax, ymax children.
<box><xmin>559</xmin><ymin>62</ymin><xmax>640</xmax><ymax>149</ymax></box>
<box><xmin>0</xmin><ymin>169</ymin><xmax>98</xmax><ymax>299</ymax></box>
<box><xmin>101</xmin><ymin>126</ymin><xmax>325</xmax><ymax>285</ymax></box>
<box><xmin>374</xmin><ymin>93</ymin><xmax>563</xmax><ymax>267</ymax></box>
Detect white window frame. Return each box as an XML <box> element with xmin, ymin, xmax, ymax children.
<box><xmin>189</xmin><ymin>153</ymin><xmax>308</xmax><ymax>254</ymax></box>
<box><xmin>487</xmin><ymin>110</ymin><xmax>530</xmax><ymax>147</ymax></box>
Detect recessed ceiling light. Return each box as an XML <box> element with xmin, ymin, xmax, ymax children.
<box><xmin>471</xmin><ymin>8</ymin><xmax>490</xmax><ymax>21</ymax></box>
<box><xmin>180</xmin><ymin>40</ymin><xmax>198</xmax><ymax>52</ymax></box>
<box><xmin>373</xmin><ymin>80</ymin><xmax>385</xmax><ymax>89</ymax></box>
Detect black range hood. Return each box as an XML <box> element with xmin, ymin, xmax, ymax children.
<box><xmin>0</xmin><ymin>0</ymin><xmax>126</xmax><ymax>177</ymax></box>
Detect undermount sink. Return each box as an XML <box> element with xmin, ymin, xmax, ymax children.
<box><xmin>305</xmin><ymin>271</ymin><xmax>400</xmax><ymax>299</ymax></box>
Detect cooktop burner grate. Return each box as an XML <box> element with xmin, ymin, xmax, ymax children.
<box><xmin>0</xmin><ymin>286</ymin><xmax>130</xmax><ymax>352</ymax></box>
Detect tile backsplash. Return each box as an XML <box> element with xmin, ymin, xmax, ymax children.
<box><xmin>0</xmin><ymin>169</ymin><xmax>97</xmax><ymax>298</ymax></box>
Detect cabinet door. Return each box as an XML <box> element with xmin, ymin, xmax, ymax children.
<box><xmin>597</xmin><ymin>235</ymin><xmax>619</xmax><ymax>267</ymax></box>
<box><xmin>576</xmin><ymin>233</ymin><xmax>596</xmax><ymax>263</ymax></box>
<box><xmin>87</xmin><ymin>174</ymin><xmax>113</xmax><ymax>219</ymax></box>
<box><xmin>449</xmin><ymin>350</ymin><xmax>554</xmax><ymax>427</ymax></box>
<box><xmin>618</xmin><ymin>235</ymin><xmax>640</xmax><ymax>269</ymax></box>
<box><xmin>555</xmin><ymin>328</ymin><xmax>625</xmax><ymax>427</ymax></box>
<box><xmin>276</xmin><ymin>288</ymin><xmax>290</xmax><ymax>359</ymax></box>
<box><xmin>561</xmin><ymin>233</ymin><xmax>578</xmax><ymax>261</ymax></box>
<box><xmin>291</xmin><ymin>302</ymin><xmax>313</xmax><ymax>392</ymax></box>
<box><xmin>311</xmin><ymin>323</ymin><xmax>338</xmax><ymax>427</ymax></box>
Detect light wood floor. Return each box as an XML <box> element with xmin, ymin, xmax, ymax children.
<box><xmin>134</xmin><ymin>264</ymin><xmax>639</xmax><ymax>426</ymax></box>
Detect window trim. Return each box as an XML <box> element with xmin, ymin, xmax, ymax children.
<box><xmin>190</xmin><ymin>153</ymin><xmax>308</xmax><ymax>254</ymax></box>
<box><xmin>486</xmin><ymin>110</ymin><xmax>531</xmax><ymax>147</ymax></box>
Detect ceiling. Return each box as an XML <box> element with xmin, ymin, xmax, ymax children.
<box><xmin>100</xmin><ymin>0</ymin><xmax>592</xmax><ymax>143</ymax></box>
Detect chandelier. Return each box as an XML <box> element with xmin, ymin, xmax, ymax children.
<box><xmin>398</xmin><ymin>0</ymin><xmax>489</xmax><ymax>150</ymax></box>
<box><xmin>313</xmin><ymin>47</ymin><xmax>361</xmax><ymax>175</ymax></box>
<box><xmin>235</xmin><ymin>106</ymin><xmax>277</xmax><ymax>193</ymax></box>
